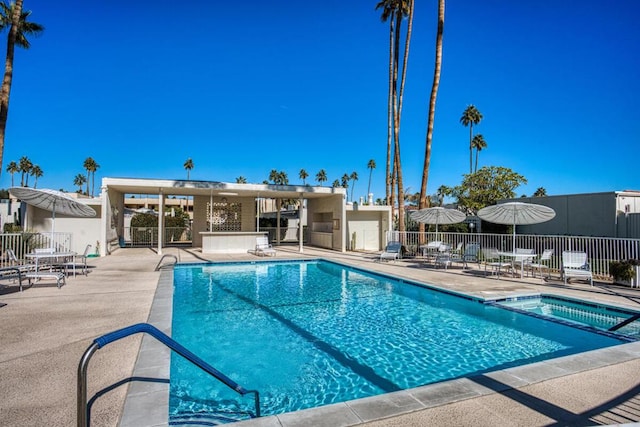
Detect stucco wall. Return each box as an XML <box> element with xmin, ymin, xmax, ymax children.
<box><xmin>307</xmin><ymin>195</ymin><xmax>345</xmax><ymax>251</ymax></box>
<box><xmin>192</xmin><ymin>196</ymin><xmax>256</xmax><ymax>247</ymax></box>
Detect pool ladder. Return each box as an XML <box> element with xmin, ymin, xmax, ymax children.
<box><xmin>77</xmin><ymin>323</ymin><xmax>261</xmax><ymax>427</ymax></box>
<box><xmin>154</xmin><ymin>254</ymin><xmax>178</xmax><ymax>271</ymax></box>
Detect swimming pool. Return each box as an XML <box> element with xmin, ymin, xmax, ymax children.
<box><xmin>169</xmin><ymin>260</ymin><xmax>627</xmax><ymax>423</ymax></box>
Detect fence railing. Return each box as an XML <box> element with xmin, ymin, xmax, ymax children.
<box><xmin>386</xmin><ymin>231</ymin><xmax>640</xmax><ymax>280</ymax></box>
<box><xmin>123</xmin><ymin>227</ymin><xmax>191</xmax><ymax>247</ymax></box>
<box><xmin>0</xmin><ymin>232</ymin><xmax>73</xmax><ymax>268</ymax></box>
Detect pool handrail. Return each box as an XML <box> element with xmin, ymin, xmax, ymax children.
<box><xmin>154</xmin><ymin>254</ymin><xmax>178</xmax><ymax>271</ymax></box>
<box><xmin>77</xmin><ymin>322</ymin><xmax>260</xmax><ymax>427</ymax></box>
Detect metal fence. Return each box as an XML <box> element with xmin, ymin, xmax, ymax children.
<box><xmin>386</xmin><ymin>231</ymin><xmax>640</xmax><ymax>280</ymax></box>
<box><xmin>123</xmin><ymin>227</ymin><xmax>192</xmax><ymax>247</ymax></box>
<box><xmin>0</xmin><ymin>232</ymin><xmax>73</xmax><ymax>268</ymax></box>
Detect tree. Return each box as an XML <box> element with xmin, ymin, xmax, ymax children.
<box><xmin>0</xmin><ymin>1</ymin><xmax>43</xmax><ymax>176</ymax></box>
<box><xmin>269</xmin><ymin>170</ymin><xmax>288</xmax><ymax>185</ymax></box>
<box><xmin>533</xmin><ymin>187</ymin><xmax>547</xmax><ymax>197</ymax></box>
<box><xmin>349</xmin><ymin>171</ymin><xmax>358</xmax><ymax>202</ymax></box>
<box><xmin>341</xmin><ymin>173</ymin><xmax>350</xmax><ymax>190</ymax></box>
<box><xmin>332</xmin><ymin>179</ymin><xmax>341</xmax><ymax>188</ymax></box>
<box><xmin>299</xmin><ymin>168</ymin><xmax>308</xmax><ymax>185</ymax></box>
<box><xmin>30</xmin><ymin>163</ymin><xmax>42</xmax><ymax>188</ymax></box>
<box><xmin>418</xmin><ymin>0</ymin><xmax>445</xmax><ymax>233</ymax></box>
<box><xmin>5</xmin><ymin>159</ymin><xmax>16</xmax><ymax>186</ymax></box>
<box><xmin>366</xmin><ymin>159</ymin><xmax>376</xmax><ymax>201</ymax></box>
<box><xmin>448</xmin><ymin>166</ymin><xmax>527</xmax><ymax>215</ymax></box>
<box><xmin>73</xmin><ymin>173</ymin><xmax>86</xmax><ymax>193</ymax></box>
<box><xmin>83</xmin><ymin>157</ymin><xmax>99</xmax><ymax>196</ymax></box>
<box><xmin>471</xmin><ymin>134</ymin><xmax>487</xmax><ymax>173</ymax></box>
<box><xmin>18</xmin><ymin>155</ymin><xmax>30</xmax><ymax>186</ymax></box>
<box><xmin>460</xmin><ymin>105</ymin><xmax>483</xmax><ymax>173</ymax></box>
<box><xmin>183</xmin><ymin>158</ymin><xmax>194</xmax><ymax>180</ymax></box>
<box><xmin>235</xmin><ymin>176</ymin><xmax>247</xmax><ymax>183</ymax></box>
<box><xmin>315</xmin><ymin>169</ymin><xmax>327</xmax><ymax>186</ymax></box>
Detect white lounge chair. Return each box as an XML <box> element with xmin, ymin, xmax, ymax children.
<box><xmin>5</xmin><ymin>248</ymin><xmax>37</xmax><ymax>273</ymax></box>
<box><xmin>255</xmin><ymin>236</ymin><xmax>276</xmax><ymax>257</ymax></box>
<box><xmin>451</xmin><ymin>242</ymin><xmax>480</xmax><ymax>269</ymax></box>
<box><xmin>562</xmin><ymin>251</ymin><xmax>593</xmax><ymax>286</ymax></box>
<box><xmin>380</xmin><ymin>242</ymin><xmax>403</xmax><ymax>262</ymax></box>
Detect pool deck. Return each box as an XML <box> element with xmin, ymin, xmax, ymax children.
<box><xmin>2</xmin><ymin>246</ymin><xmax>640</xmax><ymax>426</ymax></box>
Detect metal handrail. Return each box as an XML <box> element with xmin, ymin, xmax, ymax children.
<box><xmin>77</xmin><ymin>323</ymin><xmax>260</xmax><ymax>427</ymax></box>
<box><xmin>154</xmin><ymin>254</ymin><xmax>178</xmax><ymax>271</ymax></box>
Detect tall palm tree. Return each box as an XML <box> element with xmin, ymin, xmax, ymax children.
<box><xmin>349</xmin><ymin>171</ymin><xmax>358</xmax><ymax>202</ymax></box>
<box><xmin>0</xmin><ymin>1</ymin><xmax>43</xmax><ymax>175</ymax></box>
<box><xmin>366</xmin><ymin>159</ymin><xmax>376</xmax><ymax>200</ymax></box>
<box><xmin>18</xmin><ymin>155</ymin><xmax>30</xmax><ymax>186</ymax></box>
<box><xmin>332</xmin><ymin>179</ymin><xmax>341</xmax><ymax>188</ymax></box>
<box><xmin>419</xmin><ymin>0</ymin><xmax>445</xmax><ymax>229</ymax></box>
<box><xmin>30</xmin><ymin>163</ymin><xmax>42</xmax><ymax>188</ymax></box>
<box><xmin>460</xmin><ymin>104</ymin><xmax>483</xmax><ymax>173</ymax></box>
<box><xmin>83</xmin><ymin>157</ymin><xmax>98</xmax><ymax>196</ymax></box>
<box><xmin>183</xmin><ymin>158</ymin><xmax>194</xmax><ymax>180</ymax></box>
<box><xmin>299</xmin><ymin>168</ymin><xmax>308</xmax><ymax>185</ymax></box>
<box><xmin>341</xmin><ymin>173</ymin><xmax>350</xmax><ymax>190</ymax></box>
<box><xmin>315</xmin><ymin>169</ymin><xmax>327</xmax><ymax>186</ymax></box>
<box><xmin>471</xmin><ymin>133</ymin><xmax>487</xmax><ymax>172</ymax></box>
<box><xmin>235</xmin><ymin>176</ymin><xmax>247</xmax><ymax>183</ymax></box>
<box><xmin>73</xmin><ymin>173</ymin><xmax>86</xmax><ymax>193</ymax></box>
<box><xmin>5</xmin><ymin>159</ymin><xmax>16</xmax><ymax>185</ymax></box>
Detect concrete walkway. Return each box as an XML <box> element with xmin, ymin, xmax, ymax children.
<box><xmin>1</xmin><ymin>246</ymin><xmax>640</xmax><ymax>426</ymax></box>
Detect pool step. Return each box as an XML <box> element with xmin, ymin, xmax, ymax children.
<box><xmin>170</xmin><ymin>410</ymin><xmax>253</xmax><ymax>425</ymax></box>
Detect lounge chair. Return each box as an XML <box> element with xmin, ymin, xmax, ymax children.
<box><xmin>255</xmin><ymin>236</ymin><xmax>276</xmax><ymax>257</ymax></box>
<box><xmin>562</xmin><ymin>251</ymin><xmax>593</xmax><ymax>286</ymax></box>
<box><xmin>5</xmin><ymin>248</ymin><xmax>37</xmax><ymax>273</ymax></box>
<box><xmin>482</xmin><ymin>247</ymin><xmax>512</xmax><ymax>278</ymax></box>
<box><xmin>379</xmin><ymin>241</ymin><xmax>403</xmax><ymax>262</ymax></box>
<box><xmin>526</xmin><ymin>249</ymin><xmax>554</xmax><ymax>279</ymax></box>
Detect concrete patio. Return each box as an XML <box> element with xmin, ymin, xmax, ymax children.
<box><xmin>1</xmin><ymin>246</ymin><xmax>640</xmax><ymax>426</ymax></box>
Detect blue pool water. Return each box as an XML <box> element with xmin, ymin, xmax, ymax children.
<box><xmin>169</xmin><ymin>260</ymin><xmax>626</xmax><ymax>422</ymax></box>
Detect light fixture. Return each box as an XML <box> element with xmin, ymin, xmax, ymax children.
<box><xmin>219</xmin><ymin>192</ymin><xmax>238</xmax><ymax>196</ymax></box>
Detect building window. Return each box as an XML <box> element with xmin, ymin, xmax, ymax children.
<box><xmin>207</xmin><ymin>202</ymin><xmax>241</xmax><ymax>231</ymax></box>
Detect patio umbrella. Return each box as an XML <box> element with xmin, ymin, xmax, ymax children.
<box><xmin>9</xmin><ymin>187</ymin><xmax>96</xmax><ymax>236</ymax></box>
<box><xmin>477</xmin><ymin>202</ymin><xmax>555</xmax><ymax>250</ymax></box>
<box><xmin>410</xmin><ymin>207</ymin><xmax>466</xmax><ymax>239</ymax></box>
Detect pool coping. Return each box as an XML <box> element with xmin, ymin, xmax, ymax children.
<box><xmin>118</xmin><ymin>259</ymin><xmax>640</xmax><ymax>427</ymax></box>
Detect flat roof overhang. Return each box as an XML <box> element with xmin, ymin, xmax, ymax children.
<box><xmin>102</xmin><ymin>177</ymin><xmax>347</xmax><ymax>199</ymax></box>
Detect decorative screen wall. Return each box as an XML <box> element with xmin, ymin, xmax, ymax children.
<box><xmin>206</xmin><ymin>202</ymin><xmax>242</xmax><ymax>231</ymax></box>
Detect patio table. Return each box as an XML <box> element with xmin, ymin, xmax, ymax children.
<box><xmin>26</xmin><ymin>251</ymin><xmax>75</xmax><ymax>276</ymax></box>
<box><xmin>497</xmin><ymin>251</ymin><xmax>536</xmax><ymax>278</ymax></box>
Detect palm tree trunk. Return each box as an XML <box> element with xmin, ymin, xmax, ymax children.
<box><xmin>419</xmin><ymin>0</ymin><xmax>445</xmax><ymax>233</ymax></box>
<box><xmin>385</xmin><ymin>20</ymin><xmax>394</xmax><ymax>207</ymax></box>
<box><xmin>469</xmin><ymin>124</ymin><xmax>473</xmax><ymax>174</ymax></box>
<box><xmin>474</xmin><ymin>148</ymin><xmax>479</xmax><ymax>173</ymax></box>
<box><xmin>0</xmin><ymin>0</ymin><xmax>23</xmax><ymax>175</ymax></box>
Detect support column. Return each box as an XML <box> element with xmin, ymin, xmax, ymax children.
<box><xmin>99</xmin><ymin>184</ymin><xmax>109</xmax><ymax>256</ymax></box>
<box><xmin>299</xmin><ymin>194</ymin><xmax>304</xmax><ymax>253</ymax></box>
<box><xmin>157</xmin><ymin>189</ymin><xmax>164</xmax><ymax>255</ymax></box>
<box><xmin>276</xmin><ymin>199</ymin><xmax>281</xmax><ymax>245</ymax></box>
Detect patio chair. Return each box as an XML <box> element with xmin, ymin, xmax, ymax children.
<box><xmin>60</xmin><ymin>244</ymin><xmax>92</xmax><ymax>277</ymax></box>
<box><xmin>562</xmin><ymin>251</ymin><xmax>593</xmax><ymax>286</ymax></box>
<box><xmin>451</xmin><ymin>242</ymin><xmax>480</xmax><ymax>269</ymax></box>
<box><xmin>255</xmin><ymin>236</ymin><xmax>276</xmax><ymax>257</ymax></box>
<box><xmin>526</xmin><ymin>249</ymin><xmax>554</xmax><ymax>279</ymax></box>
<box><xmin>482</xmin><ymin>247</ymin><xmax>512</xmax><ymax>278</ymax></box>
<box><xmin>379</xmin><ymin>241</ymin><xmax>403</xmax><ymax>262</ymax></box>
<box><xmin>5</xmin><ymin>248</ymin><xmax>37</xmax><ymax>273</ymax></box>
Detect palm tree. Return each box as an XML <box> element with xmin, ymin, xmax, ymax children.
<box><xmin>332</xmin><ymin>179</ymin><xmax>341</xmax><ymax>188</ymax></box>
<box><xmin>73</xmin><ymin>173</ymin><xmax>86</xmax><ymax>193</ymax></box>
<box><xmin>235</xmin><ymin>176</ymin><xmax>247</xmax><ymax>183</ymax></box>
<box><xmin>299</xmin><ymin>168</ymin><xmax>308</xmax><ymax>185</ymax></box>
<box><xmin>89</xmin><ymin>159</ymin><xmax>99</xmax><ymax>196</ymax></box>
<box><xmin>460</xmin><ymin>104</ymin><xmax>483</xmax><ymax>173</ymax></box>
<box><xmin>376</xmin><ymin>0</ymin><xmax>412</xmax><ymax>231</ymax></box>
<box><xmin>30</xmin><ymin>164</ymin><xmax>42</xmax><ymax>188</ymax></box>
<box><xmin>5</xmin><ymin>159</ymin><xmax>17</xmax><ymax>186</ymax></box>
<box><xmin>18</xmin><ymin>155</ymin><xmax>30</xmax><ymax>186</ymax></box>
<box><xmin>533</xmin><ymin>187</ymin><xmax>547</xmax><ymax>197</ymax></box>
<box><xmin>366</xmin><ymin>159</ymin><xmax>376</xmax><ymax>200</ymax></box>
<box><xmin>183</xmin><ymin>158</ymin><xmax>194</xmax><ymax>180</ymax></box>
<box><xmin>471</xmin><ymin>134</ymin><xmax>487</xmax><ymax>172</ymax></box>
<box><xmin>83</xmin><ymin>157</ymin><xmax>98</xmax><ymax>196</ymax></box>
<box><xmin>349</xmin><ymin>171</ymin><xmax>358</xmax><ymax>202</ymax></box>
<box><xmin>0</xmin><ymin>1</ymin><xmax>43</xmax><ymax>175</ymax></box>
<box><xmin>419</xmin><ymin>0</ymin><xmax>445</xmax><ymax>228</ymax></box>
<box><xmin>315</xmin><ymin>169</ymin><xmax>327</xmax><ymax>186</ymax></box>
<box><xmin>341</xmin><ymin>173</ymin><xmax>350</xmax><ymax>190</ymax></box>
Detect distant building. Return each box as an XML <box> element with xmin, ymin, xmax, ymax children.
<box><xmin>504</xmin><ymin>190</ymin><xmax>640</xmax><ymax>238</ymax></box>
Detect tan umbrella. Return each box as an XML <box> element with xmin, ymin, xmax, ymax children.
<box><xmin>477</xmin><ymin>202</ymin><xmax>555</xmax><ymax>249</ymax></box>
<box><xmin>410</xmin><ymin>207</ymin><xmax>466</xmax><ymax>239</ymax></box>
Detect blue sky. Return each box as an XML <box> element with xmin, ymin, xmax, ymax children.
<box><xmin>1</xmin><ymin>0</ymin><xmax>638</xmax><ymax>201</ymax></box>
